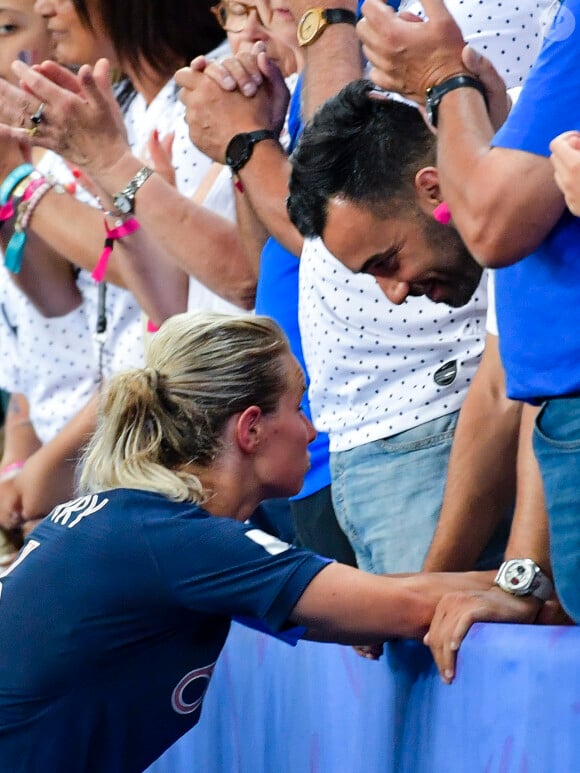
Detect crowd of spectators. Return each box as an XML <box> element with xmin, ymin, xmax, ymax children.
<box><xmin>0</xmin><ymin>0</ymin><xmax>579</xmax><ymax>762</ymax></box>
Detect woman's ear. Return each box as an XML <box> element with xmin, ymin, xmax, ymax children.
<box><xmin>235</xmin><ymin>405</ymin><xmax>263</xmax><ymax>454</ymax></box>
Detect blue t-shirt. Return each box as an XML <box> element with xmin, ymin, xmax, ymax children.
<box><xmin>256</xmin><ymin>76</ymin><xmax>332</xmax><ymax>498</ymax></box>
<box><xmin>0</xmin><ymin>490</ymin><xmax>328</xmax><ymax>772</ymax></box>
<box><xmin>492</xmin><ymin>0</ymin><xmax>580</xmax><ymax>400</ymax></box>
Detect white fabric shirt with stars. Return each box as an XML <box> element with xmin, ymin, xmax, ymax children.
<box><xmin>38</xmin><ymin>151</ymin><xmax>144</xmax><ymax>379</ymax></box>
<box><xmin>299</xmin><ymin>238</ymin><xmax>486</xmax><ymax>452</ymax></box>
<box><xmin>400</xmin><ymin>0</ymin><xmax>554</xmax><ymax>89</ymax></box>
<box><xmin>0</xmin><ymin>150</ymin><xmax>143</xmax><ymax>444</ymax></box>
<box><xmin>0</xmin><ymin>264</ymin><xmax>97</xmax><ymax>444</ymax></box>
<box><xmin>123</xmin><ymin>78</ymin><xmax>245</xmax><ymax>316</ymax></box>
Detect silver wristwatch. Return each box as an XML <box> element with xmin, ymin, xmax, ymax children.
<box><xmin>112</xmin><ymin>166</ymin><xmax>154</xmax><ymax>215</ymax></box>
<box><xmin>494</xmin><ymin>558</ymin><xmax>554</xmax><ymax>601</ymax></box>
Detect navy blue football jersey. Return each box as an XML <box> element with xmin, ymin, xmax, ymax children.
<box><xmin>0</xmin><ymin>489</ymin><xmax>329</xmax><ymax>772</ymax></box>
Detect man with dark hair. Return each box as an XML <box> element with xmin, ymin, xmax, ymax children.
<box><xmin>288</xmin><ymin>79</ymin><xmax>483</xmax><ymax>309</ymax></box>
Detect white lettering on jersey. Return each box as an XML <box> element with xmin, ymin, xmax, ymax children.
<box><xmin>50</xmin><ymin>495</ymin><xmax>109</xmax><ymax>528</ymax></box>
<box><xmin>245</xmin><ymin>529</ymin><xmax>291</xmax><ymax>556</ymax></box>
<box><xmin>171</xmin><ymin>661</ymin><xmax>217</xmax><ymax>715</ymax></box>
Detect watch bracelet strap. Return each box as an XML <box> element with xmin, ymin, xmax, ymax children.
<box><xmin>126</xmin><ymin>166</ymin><xmax>154</xmax><ymax>196</ymax></box>
<box><xmin>427</xmin><ymin>74</ymin><xmax>489</xmax><ymax>128</ymax></box>
<box><xmin>113</xmin><ymin>165</ymin><xmax>154</xmax><ymax>213</ymax></box>
<box><xmin>531</xmin><ymin>572</ymin><xmax>554</xmax><ymax>601</ymax></box>
<box><xmin>323</xmin><ymin>8</ymin><xmax>357</xmax><ymax>25</ymax></box>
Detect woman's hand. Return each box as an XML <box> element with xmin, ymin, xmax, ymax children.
<box><xmin>0</xmin><ymin>58</ymin><xmax>130</xmax><ymax>180</ymax></box>
<box><xmin>424</xmin><ymin>587</ymin><xmax>542</xmax><ymax>684</ymax></box>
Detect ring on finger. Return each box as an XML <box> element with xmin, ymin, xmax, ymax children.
<box><xmin>29</xmin><ymin>102</ymin><xmax>45</xmax><ymax>126</ymax></box>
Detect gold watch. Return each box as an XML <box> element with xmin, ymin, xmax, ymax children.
<box><xmin>297</xmin><ymin>8</ymin><xmax>357</xmax><ymax>47</ymax></box>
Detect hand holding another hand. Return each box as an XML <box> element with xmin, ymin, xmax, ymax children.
<box><xmin>176</xmin><ymin>44</ymin><xmax>289</xmax><ymax>163</ymax></box>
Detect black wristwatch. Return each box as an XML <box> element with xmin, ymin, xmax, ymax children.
<box><xmin>224</xmin><ymin>129</ymin><xmax>279</xmax><ymax>174</ymax></box>
<box><xmin>425</xmin><ymin>74</ymin><xmax>488</xmax><ymax>128</ymax></box>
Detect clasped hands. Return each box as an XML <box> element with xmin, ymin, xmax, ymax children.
<box><xmin>175</xmin><ymin>41</ymin><xmax>290</xmax><ymax>165</ymax></box>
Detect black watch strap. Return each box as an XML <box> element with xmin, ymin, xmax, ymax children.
<box><xmin>323</xmin><ymin>8</ymin><xmax>357</xmax><ymax>24</ymax></box>
<box><xmin>426</xmin><ymin>74</ymin><xmax>488</xmax><ymax>128</ymax></box>
<box><xmin>225</xmin><ymin>129</ymin><xmax>278</xmax><ymax>174</ymax></box>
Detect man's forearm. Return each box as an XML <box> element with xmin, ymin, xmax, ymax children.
<box><xmin>423</xmin><ymin>335</ymin><xmax>522</xmax><ymax>571</ymax></box>
<box><xmin>436</xmin><ymin>89</ymin><xmax>565</xmax><ymax>267</ymax></box>
<box><xmin>237</xmin><ymin>141</ymin><xmax>304</xmax><ymax>256</ymax></box>
<box><xmin>299</xmin><ymin>0</ymin><xmax>362</xmax><ymax>119</ymax></box>
<box><xmin>504</xmin><ymin>403</ymin><xmax>552</xmax><ymax>575</ymax></box>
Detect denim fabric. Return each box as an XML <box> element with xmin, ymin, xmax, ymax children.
<box><xmin>291</xmin><ymin>485</ymin><xmax>357</xmax><ymax>566</ymax></box>
<box><xmin>533</xmin><ymin>396</ymin><xmax>580</xmax><ymax>623</ymax></box>
<box><xmin>330</xmin><ymin>412</ymin><xmax>459</xmax><ymax>573</ymax></box>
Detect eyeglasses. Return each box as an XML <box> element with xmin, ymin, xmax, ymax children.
<box><xmin>211</xmin><ymin>1</ymin><xmax>273</xmax><ymax>33</ymax></box>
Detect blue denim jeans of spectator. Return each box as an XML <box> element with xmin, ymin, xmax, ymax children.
<box><xmin>533</xmin><ymin>396</ymin><xmax>580</xmax><ymax>624</ymax></box>
<box><xmin>330</xmin><ymin>412</ymin><xmax>460</xmax><ymax>574</ymax></box>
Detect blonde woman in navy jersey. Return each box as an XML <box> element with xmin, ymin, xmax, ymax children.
<box><xmin>0</xmin><ymin>311</ymin><xmax>492</xmax><ymax>773</ymax></box>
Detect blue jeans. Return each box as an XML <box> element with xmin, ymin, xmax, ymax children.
<box><xmin>533</xmin><ymin>396</ymin><xmax>580</xmax><ymax>623</ymax></box>
<box><xmin>330</xmin><ymin>412</ymin><xmax>459</xmax><ymax>573</ymax></box>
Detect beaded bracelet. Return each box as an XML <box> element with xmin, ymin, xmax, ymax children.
<box><xmin>0</xmin><ymin>170</ymin><xmax>43</xmax><ymax>230</ymax></box>
<box><xmin>4</xmin><ymin>178</ymin><xmax>54</xmax><ymax>273</ymax></box>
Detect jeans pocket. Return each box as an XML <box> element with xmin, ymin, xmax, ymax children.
<box><xmin>534</xmin><ymin>399</ymin><xmax>580</xmax><ymax>451</ymax></box>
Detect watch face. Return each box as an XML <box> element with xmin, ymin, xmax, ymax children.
<box><xmin>225</xmin><ymin>133</ymin><xmax>251</xmax><ymax>170</ymax></box>
<box><xmin>115</xmin><ymin>195</ymin><xmax>132</xmax><ymax>215</ymax></box>
<box><xmin>503</xmin><ymin>561</ymin><xmax>534</xmax><ymax>591</ymax></box>
<box><xmin>298</xmin><ymin>9</ymin><xmax>324</xmax><ymax>45</ymax></box>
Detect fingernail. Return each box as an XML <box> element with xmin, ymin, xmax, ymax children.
<box><xmin>223</xmin><ymin>76</ymin><xmax>236</xmax><ymax>90</ymax></box>
<box><xmin>152</xmin><ymin>128</ymin><xmax>159</xmax><ymax>142</ymax></box>
<box><xmin>242</xmin><ymin>82</ymin><xmax>257</xmax><ymax>96</ymax></box>
<box><xmin>71</xmin><ymin>168</ymin><xmax>81</xmax><ymax>179</ymax></box>
<box><xmin>444</xmin><ymin>669</ymin><xmax>454</xmax><ymax>681</ymax></box>
<box><xmin>450</xmin><ymin>640</ymin><xmax>459</xmax><ymax>651</ymax></box>
<box><xmin>252</xmin><ymin>73</ymin><xmax>263</xmax><ymax>85</ymax></box>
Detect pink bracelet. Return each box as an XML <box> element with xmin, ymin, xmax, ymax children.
<box><xmin>20</xmin><ymin>180</ymin><xmax>53</xmax><ymax>230</ymax></box>
<box><xmin>0</xmin><ymin>173</ymin><xmax>44</xmax><ymax>229</ymax></box>
<box><xmin>0</xmin><ymin>460</ymin><xmax>25</xmax><ymax>483</ymax></box>
<box><xmin>92</xmin><ymin>216</ymin><xmax>141</xmax><ymax>282</ymax></box>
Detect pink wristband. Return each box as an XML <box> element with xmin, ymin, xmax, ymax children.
<box><xmin>92</xmin><ymin>216</ymin><xmax>141</xmax><ymax>282</ymax></box>
<box><xmin>0</xmin><ymin>460</ymin><xmax>25</xmax><ymax>482</ymax></box>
